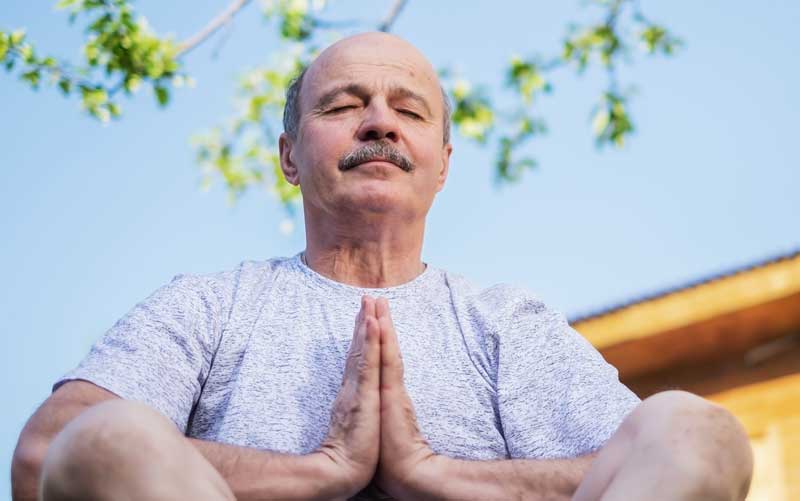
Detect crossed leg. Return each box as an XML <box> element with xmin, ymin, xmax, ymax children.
<box><xmin>40</xmin><ymin>391</ymin><xmax>754</xmax><ymax>501</ymax></box>
<box><xmin>573</xmin><ymin>390</ymin><xmax>754</xmax><ymax>501</ymax></box>
<box><xmin>39</xmin><ymin>399</ymin><xmax>234</xmax><ymax>501</ymax></box>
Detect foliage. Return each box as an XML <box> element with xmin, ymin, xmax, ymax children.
<box><xmin>1</xmin><ymin>0</ymin><xmax>186</xmax><ymax>122</ymax></box>
<box><xmin>1</xmin><ymin>0</ymin><xmax>682</xmax><ymax>211</ymax></box>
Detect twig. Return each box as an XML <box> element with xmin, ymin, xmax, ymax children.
<box><xmin>540</xmin><ymin>56</ymin><xmax>565</xmax><ymax>72</ymax></box>
<box><xmin>377</xmin><ymin>0</ymin><xmax>408</xmax><ymax>32</ymax></box>
<box><xmin>177</xmin><ymin>0</ymin><xmax>253</xmax><ymax>57</ymax></box>
<box><xmin>631</xmin><ymin>0</ymin><xmax>652</xmax><ymax>24</ymax></box>
<box><xmin>604</xmin><ymin>0</ymin><xmax>624</xmax><ymax>28</ymax></box>
<box><xmin>108</xmin><ymin>77</ymin><xmax>126</xmax><ymax>96</ymax></box>
<box><xmin>311</xmin><ymin>17</ymin><xmax>363</xmax><ymax>29</ymax></box>
<box><xmin>7</xmin><ymin>46</ymin><xmax>96</xmax><ymax>91</ymax></box>
<box><xmin>211</xmin><ymin>17</ymin><xmax>236</xmax><ymax>59</ymax></box>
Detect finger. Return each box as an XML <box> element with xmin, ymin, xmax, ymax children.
<box><xmin>375</xmin><ymin>296</ymin><xmax>388</xmax><ymax>320</ymax></box>
<box><xmin>346</xmin><ymin>297</ymin><xmax>379</xmax><ymax>387</ymax></box>
<box><xmin>350</xmin><ymin>294</ymin><xmax>374</xmax><ymax>345</ymax></box>
<box><xmin>361</xmin><ymin>315</ymin><xmax>381</xmax><ymax>388</ymax></box>
<box><xmin>363</xmin><ymin>294</ymin><xmax>377</xmax><ymax>321</ymax></box>
<box><xmin>356</xmin><ymin>298</ymin><xmax>364</xmax><ymax>330</ymax></box>
<box><xmin>378</xmin><ymin>311</ymin><xmax>425</xmax><ymax>448</ymax></box>
<box><xmin>349</xmin><ymin>299</ymin><xmax>367</xmax><ymax>350</ymax></box>
<box><xmin>379</xmin><ymin>311</ymin><xmax>404</xmax><ymax>390</ymax></box>
<box><xmin>344</xmin><ymin>318</ymin><xmax>368</xmax><ymax>384</ymax></box>
<box><xmin>377</xmin><ymin>297</ymin><xmax>395</xmax><ymax>328</ymax></box>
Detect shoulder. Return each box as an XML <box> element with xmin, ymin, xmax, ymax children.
<box><xmin>442</xmin><ymin>269</ymin><xmax>552</xmax><ymax>331</ymax></box>
<box><xmin>156</xmin><ymin>255</ymin><xmax>296</xmax><ymax>315</ymax></box>
<box><xmin>172</xmin><ymin>255</ymin><xmax>293</xmax><ymax>291</ymax></box>
<box><xmin>441</xmin><ymin>269</ymin><xmax>580</xmax><ymax>369</ymax></box>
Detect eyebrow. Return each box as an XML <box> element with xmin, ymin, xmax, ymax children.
<box><xmin>312</xmin><ymin>83</ymin><xmax>433</xmax><ymax>117</ymax></box>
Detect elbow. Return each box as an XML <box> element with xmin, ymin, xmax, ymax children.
<box><xmin>11</xmin><ymin>432</ymin><xmax>49</xmax><ymax>501</ymax></box>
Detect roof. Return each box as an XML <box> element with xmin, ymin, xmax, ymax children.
<box><xmin>571</xmin><ymin>245</ymin><xmax>800</xmax><ymax>351</ymax></box>
<box><xmin>569</xmin><ymin>246</ymin><xmax>800</xmax><ymax>325</ymax></box>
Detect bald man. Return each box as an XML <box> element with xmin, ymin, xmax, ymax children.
<box><xmin>13</xmin><ymin>33</ymin><xmax>753</xmax><ymax>501</ymax></box>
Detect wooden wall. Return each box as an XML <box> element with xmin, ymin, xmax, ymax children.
<box><xmin>710</xmin><ymin>374</ymin><xmax>800</xmax><ymax>501</ymax></box>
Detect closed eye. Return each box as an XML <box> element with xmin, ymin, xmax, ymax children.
<box><xmin>399</xmin><ymin>109</ymin><xmax>423</xmax><ymax>119</ymax></box>
<box><xmin>328</xmin><ymin>105</ymin><xmax>357</xmax><ymax>113</ymax></box>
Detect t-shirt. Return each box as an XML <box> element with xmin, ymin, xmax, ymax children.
<box><xmin>55</xmin><ymin>252</ymin><xmax>639</xmax><ymax>467</ymax></box>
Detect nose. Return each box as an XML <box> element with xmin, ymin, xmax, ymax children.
<box><xmin>356</xmin><ymin>100</ymin><xmax>400</xmax><ymax>142</ymax></box>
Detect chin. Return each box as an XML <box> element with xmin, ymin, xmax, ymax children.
<box><xmin>338</xmin><ymin>185</ymin><xmax>409</xmax><ymax>215</ymax></box>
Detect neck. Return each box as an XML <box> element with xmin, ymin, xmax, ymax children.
<box><xmin>303</xmin><ymin>209</ymin><xmax>427</xmax><ymax>288</ymax></box>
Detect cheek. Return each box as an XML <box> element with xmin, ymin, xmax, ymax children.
<box><xmin>308</xmin><ymin>123</ymin><xmax>355</xmax><ymax>159</ymax></box>
<box><xmin>411</xmin><ymin>144</ymin><xmax>444</xmax><ymax>181</ymax></box>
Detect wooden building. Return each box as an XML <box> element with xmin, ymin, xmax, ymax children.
<box><xmin>572</xmin><ymin>250</ymin><xmax>800</xmax><ymax>500</ymax></box>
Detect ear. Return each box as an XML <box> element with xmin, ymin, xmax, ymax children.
<box><xmin>279</xmin><ymin>132</ymin><xmax>300</xmax><ymax>186</ymax></box>
<box><xmin>435</xmin><ymin>142</ymin><xmax>453</xmax><ymax>193</ymax></box>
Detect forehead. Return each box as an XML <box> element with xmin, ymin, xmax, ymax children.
<box><xmin>302</xmin><ymin>37</ymin><xmax>441</xmax><ymax>109</ymax></box>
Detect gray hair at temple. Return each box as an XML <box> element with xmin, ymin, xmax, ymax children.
<box><xmin>282</xmin><ymin>67</ymin><xmax>452</xmax><ymax>145</ymax></box>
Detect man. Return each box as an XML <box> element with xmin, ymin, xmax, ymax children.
<box><xmin>12</xmin><ymin>32</ymin><xmax>753</xmax><ymax>500</ymax></box>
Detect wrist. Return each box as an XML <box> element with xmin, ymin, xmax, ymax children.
<box><xmin>405</xmin><ymin>455</ymin><xmax>515</xmax><ymax>501</ymax></box>
<box><xmin>400</xmin><ymin>454</ymin><xmax>455</xmax><ymax>500</ymax></box>
<box><xmin>306</xmin><ymin>451</ymin><xmax>364</xmax><ymax>500</ymax></box>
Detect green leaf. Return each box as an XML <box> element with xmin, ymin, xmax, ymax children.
<box><xmin>81</xmin><ymin>87</ymin><xmax>108</xmax><ymax>107</ymax></box>
<box><xmin>21</xmin><ymin>69</ymin><xmax>41</xmax><ymax>88</ymax></box>
<box><xmin>124</xmin><ymin>74</ymin><xmax>142</xmax><ymax>93</ymax></box>
<box><xmin>83</xmin><ymin>44</ymin><xmax>99</xmax><ymax>65</ymax></box>
<box><xmin>592</xmin><ymin>109</ymin><xmax>610</xmax><ymax>135</ymax></box>
<box><xmin>154</xmin><ymin>85</ymin><xmax>169</xmax><ymax>106</ymax></box>
<box><xmin>58</xmin><ymin>78</ymin><xmax>72</xmax><ymax>94</ymax></box>
<box><xmin>10</xmin><ymin>29</ymin><xmax>25</xmax><ymax>46</ymax></box>
<box><xmin>107</xmin><ymin>102</ymin><xmax>122</xmax><ymax>117</ymax></box>
<box><xmin>55</xmin><ymin>0</ymin><xmax>80</xmax><ymax>10</ymax></box>
<box><xmin>20</xmin><ymin>45</ymin><xmax>34</xmax><ymax>63</ymax></box>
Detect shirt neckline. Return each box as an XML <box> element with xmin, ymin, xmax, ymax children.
<box><xmin>291</xmin><ymin>251</ymin><xmax>438</xmax><ymax>298</ymax></box>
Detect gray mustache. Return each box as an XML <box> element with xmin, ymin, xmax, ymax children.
<box><xmin>338</xmin><ymin>141</ymin><xmax>414</xmax><ymax>172</ymax></box>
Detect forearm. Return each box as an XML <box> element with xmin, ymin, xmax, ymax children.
<box><xmin>189</xmin><ymin>438</ymin><xmax>352</xmax><ymax>500</ymax></box>
<box><xmin>408</xmin><ymin>454</ymin><xmax>596</xmax><ymax>501</ymax></box>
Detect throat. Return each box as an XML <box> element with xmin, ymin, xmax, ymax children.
<box><xmin>302</xmin><ymin>250</ymin><xmax>425</xmax><ymax>288</ymax></box>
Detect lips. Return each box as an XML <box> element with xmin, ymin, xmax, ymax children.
<box><xmin>356</xmin><ymin>158</ymin><xmax>400</xmax><ymax>168</ymax></box>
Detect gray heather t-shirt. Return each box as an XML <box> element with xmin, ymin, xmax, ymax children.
<box><xmin>56</xmin><ymin>253</ymin><xmax>639</xmax><ymax>465</ymax></box>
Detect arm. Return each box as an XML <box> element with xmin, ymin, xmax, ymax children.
<box><xmin>12</xmin><ymin>381</ymin><xmax>353</xmax><ymax>501</ymax></box>
<box><xmin>374</xmin><ymin>297</ymin><xmax>600</xmax><ymax>500</ymax></box>
<box><xmin>184</xmin><ymin>295</ymin><xmax>384</xmax><ymax>500</ymax></box>
<box><xmin>15</xmin><ymin>295</ymin><xmax>383</xmax><ymax>500</ymax></box>
<box><xmin>408</xmin><ymin>453</ymin><xmax>597</xmax><ymax>500</ymax></box>
<box><xmin>188</xmin><ymin>438</ymin><xmax>351</xmax><ymax>500</ymax></box>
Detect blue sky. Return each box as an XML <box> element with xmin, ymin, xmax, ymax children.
<box><xmin>1</xmin><ymin>1</ymin><xmax>798</xmax><ymax>496</ymax></box>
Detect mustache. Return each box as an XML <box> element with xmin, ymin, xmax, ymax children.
<box><xmin>338</xmin><ymin>141</ymin><xmax>415</xmax><ymax>172</ymax></box>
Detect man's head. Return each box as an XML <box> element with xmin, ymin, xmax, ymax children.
<box><xmin>278</xmin><ymin>32</ymin><xmax>453</xmax><ymax>222</ymax></box>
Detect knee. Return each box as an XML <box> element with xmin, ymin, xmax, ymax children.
<box><xmin>46</xmin><ymin>399</ymin><xmax>179</xmax><ymax>464</ymax></box>
<box><xmin>41</xmin><ymin>400</ymin><xmax>182</xmax><ymax>499</ymax></box>
<box><xmin>628</xmin><ymin>390</ymin><xmax>754</xmax><ymax>500</ymax></box>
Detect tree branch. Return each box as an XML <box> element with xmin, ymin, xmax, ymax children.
<box><xmin>177</xmin><ymin>0</ymin><xmax>253</xmax><ymax>57</ymax></box>
<box><xmin>7</xmin><ymin>46</ymin><xmax>96</xmax><ymax>91</ymax></box>
<box><xmin>311</xmin><ymin>17</ymin><xmax>363</xmax><ymax>30</ymax></box>
<box><xmin>377</xmin><ymin>0</ymin><xmax>408</xmax><ymax>32</ymax></box>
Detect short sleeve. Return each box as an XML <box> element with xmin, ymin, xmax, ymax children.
<box><xmin>491</xmin><ymin>287</ymin><xmax>640</xmax><ymax>459</ymax></box>
<box><xmin>54</xmin><ymin>272</ymin><xmax>231</xmax><ymax>431</ymax></box>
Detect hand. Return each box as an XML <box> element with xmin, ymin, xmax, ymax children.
<box><xmin>315</xmin><ymin>296</ymin><xmax>382</xmax><ymax>499</ymax></box>
<box><xmin>374</xmin><ymin>298</ymin><xmax>443</xmax><ymax>499</ymax></box>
